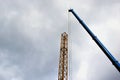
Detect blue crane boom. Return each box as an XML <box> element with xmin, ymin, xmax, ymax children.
<box><xmin>69</xmin><ymin>9</ymin><xmax>120</xmax><ymax>72</ymax></box>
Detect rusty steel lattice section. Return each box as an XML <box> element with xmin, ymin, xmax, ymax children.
<box><xmin>58</xmin><ymin>32</ymin><xmax>68</xmax><ymax>80</ymax></box>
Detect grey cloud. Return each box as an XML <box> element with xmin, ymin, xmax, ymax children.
<box><xmin>0</xmin><ymin>0</ymin><xmax>64</xmax><ymax>80</ymax></box>
<box><xmin>0</xmin><ymin>0</ymin><xmax>120</xmax><ymax>80</ymax></box>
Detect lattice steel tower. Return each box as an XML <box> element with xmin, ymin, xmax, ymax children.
<box><xmin>58</xmin><ymin>32</ymin><xmax>68</xmax><ymax>80</ymax></box>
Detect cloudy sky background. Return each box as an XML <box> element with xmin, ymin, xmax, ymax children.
<box><xmin>0</xmin><ymin>0</ymin><xmax>120</xmax><ymax>80</ymax></box>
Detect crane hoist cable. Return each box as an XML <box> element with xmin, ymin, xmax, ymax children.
<box><xmin>67</xmin><ymin>9</ymin><xmax>73</xmax><ymax>80</ymax></box>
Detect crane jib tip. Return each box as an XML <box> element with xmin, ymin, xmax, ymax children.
<box><xmin>68</xmin><ymin>9</ymin><xmax>73</xmax><ymax>12</ymax></box>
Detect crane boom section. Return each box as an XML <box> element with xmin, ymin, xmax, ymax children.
<box><xmin>69</xmin><ymin>9</ymin><xmax>120</xmax><ymax>72</ymax></box>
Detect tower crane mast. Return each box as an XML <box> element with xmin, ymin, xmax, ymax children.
<box><xmin>69</xmin><ymin>9</ymin><xmax>120</xmax><ymax>72</ymax></box>
<box><xmin>58</xmin><ymin>32</ymin><xmax>68</xmax><ymax>80</ymax></box>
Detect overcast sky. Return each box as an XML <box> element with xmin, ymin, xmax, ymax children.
<box><xmin>0</xmin><ymin>0</ymin><xmax>120</xmax><ymax>80</ymax></box>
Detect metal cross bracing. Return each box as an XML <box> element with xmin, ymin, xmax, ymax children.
<box><xmin>58</xmin><ymin>32</ymin><xmax>68</xmax><ymax>80</ymax></box>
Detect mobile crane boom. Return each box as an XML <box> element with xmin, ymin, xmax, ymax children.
<box><xmin>69</xmin><ymin>9</ymin><xmax>120</xmax><ymax>72</ymax></box>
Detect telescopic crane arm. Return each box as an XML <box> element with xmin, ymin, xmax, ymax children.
<box><xmin>68</xmin><ymin>9</ymin><xmax>120</xmax><ymax>72</ymax></box>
